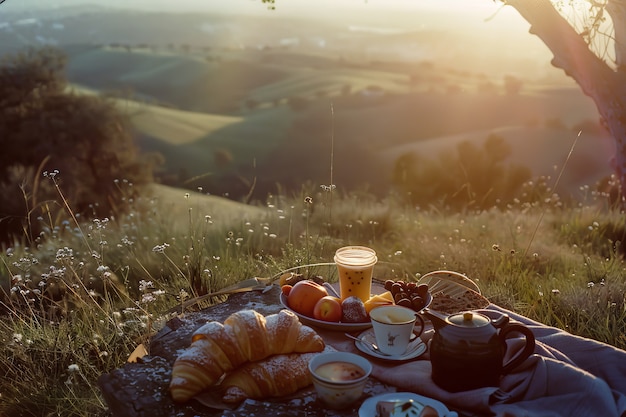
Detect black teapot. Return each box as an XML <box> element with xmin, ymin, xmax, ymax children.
<box><xmin>422</xmin><ymin>308</ymin><xmax>535</xmax><ymax>392</ymax></box>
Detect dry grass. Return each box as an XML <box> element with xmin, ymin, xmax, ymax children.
<box><xmin>1</xmin><ymin>175</ymin><xmax>625</xmax><ymax>416</ymax></box>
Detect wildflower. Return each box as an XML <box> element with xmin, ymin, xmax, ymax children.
<box><xmin>551</xmin><ymin>289</ymin><xmax>561</xmax><ymax>295</ymax></box>
<box><xmin>12</xmin><ymin>333</ymin><xmax>23</xmax><ymax>343</ymax></box>
<box><xmin>139</xmin><ymin>280</ymin><xmax>153</xmax><ymax>292</ymax></box>
<box><xmin>179</xmin><ymin>289</ymin><xmax>190</xmax><ymax>302</ymax></box>
<box><xmin>43</xmin><ymin>169</ymin><xmax>59</xmax><ymax>179</ymax></box>
<box><xmin>141</xmin><ymin>293</ymin><xmax>156</xmax><ymax>304</ymax></box>
<box><xmin>587</xmin><ymin>282</ymin><xmax>595</xmax><ymax>288</ymax></box>
<box><xmin>67</xmin><ymin>364</ymin><xmax>80</xmax><ymax>373</ymax></box>
<box><xmin>55</xmin><ymin>247</ymin><xmax>74</xmax><ymax>262</ymax></box>
<box><xmin>152</xmin><ymin>243</ymin><xmax>170</xmax><ymax>253</ymax></box>
<box><xmin>492</xmin><ymin>244</ymin><xmax>501</xmax><ymax>252</ymax></box>
<box><xmin>304</xmin><ymin>196</ymin><xmax>313</xmax><ymax>204</ymax></box>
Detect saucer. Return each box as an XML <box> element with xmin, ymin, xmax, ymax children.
<box><xmin>359</xmin><ymin>392</ymin><xmax>458</xmax><ymax>417</ymax></box>
<box><xmin>353</xmin><ymin>328</ymin><xmax>426</xmax><ymax>361</ymax></box>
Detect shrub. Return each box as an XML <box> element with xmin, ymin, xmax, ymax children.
<box><xmin>391</xmin><ymin>134</ymin><xmax>533</xmax><ymax>210</ymax></box>
<box><xmin>0</xmin><ymin>46</ymin><xmax>156</xmax><ymax>243</ymax></box>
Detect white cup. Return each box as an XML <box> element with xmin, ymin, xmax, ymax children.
<box><xmin>369</xmin><ymin>305</ymin><xmax>423</xmax><ymax>356</ymax></box>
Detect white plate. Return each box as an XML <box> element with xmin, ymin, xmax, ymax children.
<box><xmin>359</xmin><ymin>392</ymin><xmax>458</xmax><ymax>417</ymax></box>
<box><xmin>354</xmin><ymin>328</ymin><xmax>426</xmax><ymax>361</ymax></box>
<box><xmin>279</xmin><ymin>293</ymin><xmax>373</xmax><ymax>332</ymax></box>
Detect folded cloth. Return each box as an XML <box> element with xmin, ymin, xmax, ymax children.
<box><xmin>321</xmin><ymin>305</ymin><xmax>626</xmax><ymax>417</ymax></box>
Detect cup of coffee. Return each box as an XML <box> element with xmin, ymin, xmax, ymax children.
<box><xmin>369</xmin><ymin>305</ymin><xmax>425</xmax><ymax>356</ymax></box>
<box><xmin>309</xmin><ymin>351</ymin><xmax>372</xmax><ymax>410</ymax></box>
<box><xmin>334</xmin><ymin>246</ymin><xmax>377</xmax><ymax>302</ymax></box>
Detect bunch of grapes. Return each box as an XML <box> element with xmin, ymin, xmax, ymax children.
<box><xmin>384</xmin><ymin>280</ymin><xmax>430</xmax><ymax>311</ymax></box>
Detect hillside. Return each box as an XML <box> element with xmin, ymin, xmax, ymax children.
<box><xmin>144</xmin><ymin>183</ymin><xmax>269</xmax><ymax>232</ymax></box>
<box><xmin>0</xmin><ymin>7</ymin><xmax>610</xmax><ymax>201</ymax></box>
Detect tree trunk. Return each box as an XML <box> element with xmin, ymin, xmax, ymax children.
<box><xmin>504</xmin><ymin>0</ymin><xmax>626</xmax><ymax>202</ymax></box>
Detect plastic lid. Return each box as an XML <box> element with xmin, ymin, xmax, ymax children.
<box><xmin>334</xmin><ymin>246</ymin><xmax>377</xmax><ymax>266</ymax></box>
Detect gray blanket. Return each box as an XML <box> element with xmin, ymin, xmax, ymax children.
<box><xmin>328</xmin><ymin>305</ymin><xmax>626</xmax><ymax>417</ymax></box>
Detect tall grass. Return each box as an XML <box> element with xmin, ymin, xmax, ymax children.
<box><xmin>1</xmin><ymin>173</ymin><xmax>625</xmax><ymax>416</ymax></box>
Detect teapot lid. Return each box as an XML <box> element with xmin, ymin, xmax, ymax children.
<box><xmin>448</xmin><ymin>311</ymin><xmax>490</xmax><ymax>327</ymax></box>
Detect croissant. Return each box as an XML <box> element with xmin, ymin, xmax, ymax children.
<box><xmin>221</xmin><ymin>352</ymin><xmax>319</xmax><ymax>403</ymax></box>
<box><xmin>169</xmin><ymin>309</ymin><xmax>324</xmax><ymax>403</ymax></box>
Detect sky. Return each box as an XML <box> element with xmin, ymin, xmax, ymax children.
<box><xmin>0</xmin><ymin>0</ymin><xmax>521</xmax><ymax>22</ymax></box>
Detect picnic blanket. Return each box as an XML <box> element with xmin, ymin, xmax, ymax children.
<box><xmin>323</xmin><ymin>304</ymin><xmax>626</xmax><ymax>417</ymax></box>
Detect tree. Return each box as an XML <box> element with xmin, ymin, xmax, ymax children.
<box><xmin>391</xmin><ymin>135</ymin><xmax>532</xmax><ymax>210</ymax></box>
<box><xmin>495</xmin><ymin>0</ymin><xmax>626</xmax><ymax>202</ymax></box>
<box><xmin>0</xmin><ymin>46</ymin><xmax>155</xmax><ymax>242</ymax></box>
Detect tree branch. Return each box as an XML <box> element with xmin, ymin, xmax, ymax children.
<box><xmin>504</xmin><ymin>0</ymin><xmax>620</xmax><ymax>109</ymax></box>
<box><xmin>606</xmin><ymin>0</ymin><xmax>626</xmax><ymax>68</ymax></box>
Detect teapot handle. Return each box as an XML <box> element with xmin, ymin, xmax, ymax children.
<box><xmin>500</xmin><ymin>323</ymin><xmax>536</xmax><ymax>374</ymax></box>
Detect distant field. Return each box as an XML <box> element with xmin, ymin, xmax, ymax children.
<box><xmin>115</xmin><ymin>100</ymin><xmax>242</xmax><ymax>145</ymax></box>
<box><xmin>145</xmin><ymin>183</ymin><xmax>269</xmax><ymax>232</ymax></box>
<box><xmin>62</xmin><ymin>36</ymin><xmax>605</xmax><ymax>200</ymax></box>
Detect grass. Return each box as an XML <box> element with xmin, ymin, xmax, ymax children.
<box><xmin>1</xmin><ymin>172</ymin><xmax>626</xmax><ymax>416</ymax></box>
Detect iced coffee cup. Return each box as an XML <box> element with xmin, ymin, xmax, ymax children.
<box><xmin>334</xmin><ymin>246</ymin><xmax>377</xmax><ymax>302</ymax></box>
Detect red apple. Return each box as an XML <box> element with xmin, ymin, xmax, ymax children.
<box><xmin>313</xmin><ymin>296</ymin><xmax>343</xmax><ymax>322</ymax></box>
<box><xmin>286</xmin><ymin>280</ymin><xmax>328</xmax><ymax>317</ymax></box>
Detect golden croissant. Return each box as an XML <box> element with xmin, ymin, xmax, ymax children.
<box><xmin>169</xmin><ymin>309</ymin><xmax>324</xmax><ymax>402</ymax></box>
<box><xmin>221</xmin><ymin>352</ymin><xmax>319</xmax><ymax>403</ymax></box>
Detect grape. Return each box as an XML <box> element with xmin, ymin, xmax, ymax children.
<box><xmin>411</xmin><ymin>295</ymin><xmax>425</xmax><ymax>311</ymax></box>
<box><xmin>384</xmin><ymin>279</ymin><xmax>430</xmax><ymax>312</ymax></box>
<box><xmin>391</xmin><ymin>282</ymin><xmax>404</xmax><ymax>296</ymax></box>
<box><xmin>397</xmin><ymin>298</ymin><xmax>412</xmax><ymax>308</ymax></box>
<box><xmin>416</xmin><ymin>284</ymin><xmax>429</xmax><ymax>298</ymax></box>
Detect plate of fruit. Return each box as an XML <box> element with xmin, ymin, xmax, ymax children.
<box><xmin>278</xmin><ymin>271</ymin><xmax>398</xmax><ymax>331</ymax></box>
<box><xmin>278</xmin><ymin>274</ymin><xmax>432</xmax><ymax>331</ymax></box>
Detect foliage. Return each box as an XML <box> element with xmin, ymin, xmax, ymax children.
<box><xmin>0</xmin><ymin>46</ymin><xmax>157</xmax><ymax>243</ymax></box>
<box><xmin>391</xmin><ymin>134</ymin><xmax>533</xmax><ymax>211</ymax></box>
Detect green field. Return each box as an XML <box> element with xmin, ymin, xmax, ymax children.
<box><xmin>61</xmin><ymin>25</ymin><xmax>606</xmax><ymax>202</ymax></box>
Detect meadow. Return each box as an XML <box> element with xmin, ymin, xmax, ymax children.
<box><xmin>1</xmin><ymin>172</ymin><xmax>625</xmax><ymax>416</ymax></box>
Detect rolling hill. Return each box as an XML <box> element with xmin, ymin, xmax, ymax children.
<box><xmin>2</xmin><ymin>7</ymin><xmax>610</xmax><ymax>202</ymax></box>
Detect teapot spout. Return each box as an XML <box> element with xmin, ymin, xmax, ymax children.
<box><xmin>421</xmin><ymin>308</ymin><xmax>449</xmax><ymax>330</ymax></box>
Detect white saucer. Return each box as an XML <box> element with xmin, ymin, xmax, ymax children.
<box><xmin>353</xmin><ymin>328</ymin><xmax>426</xmax><ymax>361</ymax></box>
<box><xmin>359</xmin><ymin>392</ymin><xmax>458</xmax><ymax>417</ymax></box>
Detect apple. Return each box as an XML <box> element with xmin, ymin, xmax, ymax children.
<box><xmin>286</xmin><ymin>280</ymin><xmax>328</xmax><ymax>317</ymax></box>
<box><xmin>313</xmin><ymin>296</ymin><xmax>343</xmax><ymax>322</ymax></box>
